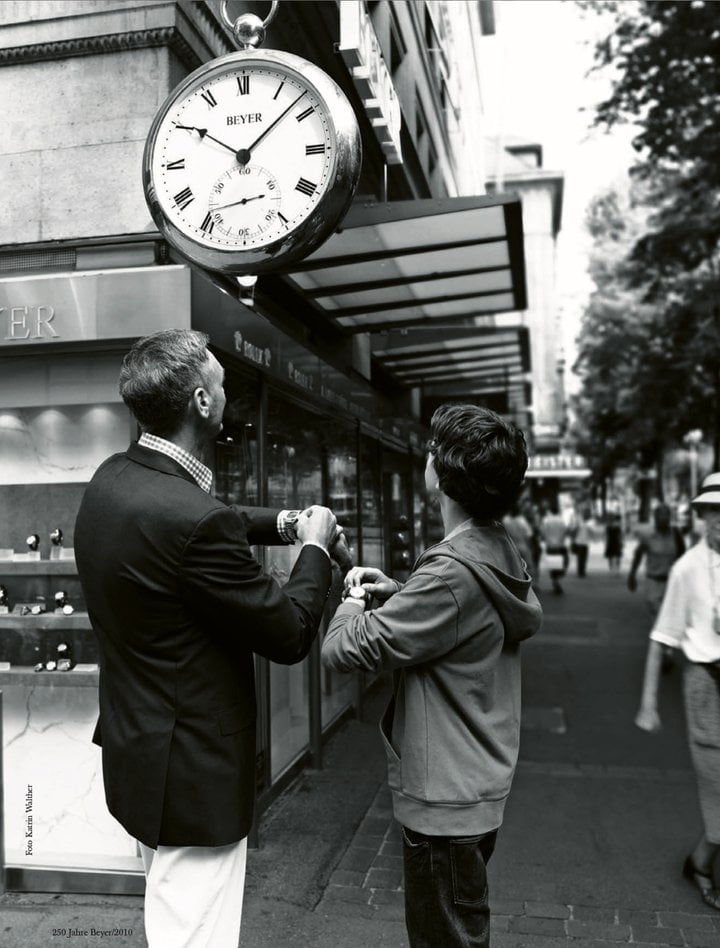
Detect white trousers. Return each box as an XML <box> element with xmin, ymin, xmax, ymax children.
<box><xmin>138</xmin><ymin>838</ymin><xmax>247</xmax><ymax>948</ymax></box>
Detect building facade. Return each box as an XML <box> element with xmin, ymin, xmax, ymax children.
<box><xmin>0</xmin><ymin>0</ymin><xmax>528</xmax><ymax>893</ymax></box>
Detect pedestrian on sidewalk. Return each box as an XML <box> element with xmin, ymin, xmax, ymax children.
<box><xmin>604</xmin><ymin>512</ymin><xmax>624</xmax><ymax>571</ymax></box>
<box><xmin>322</xmin><ymin>404</ymin><xmax>542</xmax><ymax>948</ymax></box>
<box><xmin>540</xmin><ymin>501</ymin><xmax>569</xmax><ymax>594</ymax></box>
<box><xmin>628</xmin><ymin>502</ymin><xmax>685</xmax><ymax>672</ymax></box>
<box><xmin>503</xmin><ymin>501</ymin><xmax>537</xmax><ymax>582</ymax></box>
<box><xmin>570</xmin><ymin>506</ymin><xmax>592</xmax><ymax>578</ymax></box>
<box><xmin>635</xmin><ymin>472</ymin><xmax>720</xmax><ymax>912</ymax></box>
<box><xmin>74</xmin><ymin>330</ymin><xmax>341</xmax><ymax>948</ymax></box>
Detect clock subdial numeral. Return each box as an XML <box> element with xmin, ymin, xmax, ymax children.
<box><xmin>207</xmin><ymin>164</ymin><xmax>282</xmax><ymax>244</ymax></box>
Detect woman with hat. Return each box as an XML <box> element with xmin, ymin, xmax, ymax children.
<box><xmin>636</xmin><ymin>472</ymin><xmax>720</xmax><ymax>909</ymax></box>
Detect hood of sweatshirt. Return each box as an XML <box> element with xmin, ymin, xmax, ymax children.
<box><xmin>415</xmin><ymin>521</ymin><xmax>543</xmax><ymax>646</ymax></box>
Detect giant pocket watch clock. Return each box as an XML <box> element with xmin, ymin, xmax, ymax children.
<box><xmin>142</xmin><ymin>0</ymin><xmax>362</xmax><ymax>277</ymax></box>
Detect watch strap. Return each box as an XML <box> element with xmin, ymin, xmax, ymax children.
<box><xmin>278</xmin><ymin>509</ymin><xmax>301</xmax><ymax>543</ymax></box>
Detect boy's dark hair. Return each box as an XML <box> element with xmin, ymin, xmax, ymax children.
<box><xmin>429</xmin><ymin>404</ymin><xmax>528</xmax><ymax>520</ymax></box>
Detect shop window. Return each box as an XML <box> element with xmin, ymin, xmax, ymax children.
<box><xmin>360</xmin><ymin>436</ymin><xmax>384</xmax><ymax>570</ymax></box>
<box><xmin>265</xmin><ymin>395</ymin><xmax>325</xmax><ymax>780</ymax></box>
<box><xmin>0</xmin><ymin>354</ymin><xmax>141</xmax><ymax>886</ymax></box>
<box><xmin>384</xmin><ymin>461</ymin><xmax>412</xmax><ymax>583</ymax></box>
<box><xmin>213</xmin><ymin>372</ymin><xmax>260</xmax><ymax>506</ymax></box>
<box><xmin>323</xmin><ymin>426</ymin><xmax>359</xmax><ymax>728</ymax></box>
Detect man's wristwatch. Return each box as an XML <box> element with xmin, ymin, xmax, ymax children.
<box><xmin>284</xmin><ymin>510</ymin><xmax>301</xmax><ymax>543</ymax></box>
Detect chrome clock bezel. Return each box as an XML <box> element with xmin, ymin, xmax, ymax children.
<box><xmin>142</xmin><ymin>48</ymin><xmax>362</xmax><ymax>275</ymax></box>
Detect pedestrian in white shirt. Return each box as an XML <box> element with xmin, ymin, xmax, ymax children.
<box><xmin>636</xmin><ymin>472</ymin><xmax>720</xmax><ymax>911</ymax></box>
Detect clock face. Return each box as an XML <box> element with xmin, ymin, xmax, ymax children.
<box><xmin>148</xmin><ymin>58</ymin><xmax>339</xmax><ymax>252</ymax></box>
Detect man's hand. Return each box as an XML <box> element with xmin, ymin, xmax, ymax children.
<box><xmin>296</xmin><ymin>505</ymin><xmax>337</xmax><ymax>551</ymax></box>
<box><xmin>635</xmin><ymin>705</ymin><xmax>661</xmax><ymax>732</ymax></box>
<box><xmin>330</xmin><ymin>529</ymin><xmax>353</xmax><ymax>573</ymax></box>
<box><xmin>344</xmin><ymin>566</ymin><xmax>398</xmax><ymax>603</ymax></box>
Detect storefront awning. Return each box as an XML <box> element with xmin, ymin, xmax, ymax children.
<box><xmin>371</xmin><ymin>325</ymin><xmax>529</xmax><ymax>394</ymax></box>
<box><xmin>278</xmin><ymin>194</ymin><xmax>529</xmax><ymax>408</ymax></box>
<box><xmin>283</xmin><ymin>194</ymin><xmax>527</xmax><ymax>333</ymax></box>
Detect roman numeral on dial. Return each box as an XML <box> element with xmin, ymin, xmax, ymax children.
<box><xmin>296</xmin><ymin>106</ymin><xmax>314</xmax><ymax>123</ymax></box>
<box><xmin>173</xmin><ymin>187</ymin><xmax>194</xmax><ymax>210</ymax></box>
<box><xmin>305</xmin><ymin>144</ymin><xmax>325</xmax><ymax>155</ymax></box>
<box><xmin>200</xmin><ymin>88</ymin><xmax>217</xmax><ymax>108</ymax></box>
<box><xmin>200</xmin><ymin>212</ymin><xmax>215</xmax><ymax>234</ymax></box>
<box><xmin>165</xmin><ymin>158</ymin><xmax>185</xmax><ymax>170</ymax></box>
<box><xmin>295</xmin><ymin>177</ymin><xmax>317</xmax><ymax>197</ymax></box>
<box><xmin>237</xmin><ymin>75</ymin><xmax>250</xmax><ymax>95</ymax></box>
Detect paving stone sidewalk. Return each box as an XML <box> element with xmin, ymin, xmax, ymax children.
<box><xmin>318</xmin><ymin>784</ymin><xmax>720</xmax><ymax>948</ymax></box>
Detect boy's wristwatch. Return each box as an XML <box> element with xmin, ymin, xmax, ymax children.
<box><xmin>347</xmin><ymin>586</ymin><xmax>369</xmax><ymax>605</ymax></box>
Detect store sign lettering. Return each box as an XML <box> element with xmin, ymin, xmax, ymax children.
<box><xmin>233</xmin><ymin>331</ymin><xmax>271</xmax><ymax>368</ymax></box>
<box><xmin>528</xmin><ymin>454</ymin><xmax>588</xmax><ymax>472</ymax></box>
<box><xmin>338</xmin><ymin>1</ymin><xmax>402</xmax><ymax>164</ymax></box>
<box><xmin>2</xmin><ymin>305</ymin><xmax>59</xmax><ymax>340</ymax></box>
<box><xmin>287</xmin><ymin>360</ymin><xmax>314</xmax><ymax>391</ymax></box>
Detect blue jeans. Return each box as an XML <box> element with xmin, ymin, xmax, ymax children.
<box><xmin>402</xmin><ymin>826</ymin><xmax>498</xmax><ymax>948</ymax></box>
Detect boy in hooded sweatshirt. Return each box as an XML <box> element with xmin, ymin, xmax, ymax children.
<box><xmin>322</xmin><ymin>404</ymin><xmax>542</xmax><ymax>948</ymax></box>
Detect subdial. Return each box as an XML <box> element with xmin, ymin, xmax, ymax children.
<box><xmin>207</xmin><ymin>164</ymin><xmax>282</xmax><ymax>243</ymax></box>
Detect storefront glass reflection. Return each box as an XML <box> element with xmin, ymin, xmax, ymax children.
<box><xmin>266</xmin><ymin>395</ymin><xmax>323</xmax><ymax>779</ymax></box>
<box><xmin>323</xmin><ymin>428</ymin><xmax>358</xmax><ymax>728</ymax></box>
<box><xmin>214</xmin><ymin>374</ymin><xmax>260</xmax><ymax>506</ymax></box>
<box><xmin>384</xmin><ymin>454</ymin><xmax>412</xmax><ymax>584</ymax></box>
<box><xmin>359</xmin><ymin>437</ymin><xmax>383</xmax><ymax>569</ymax></box>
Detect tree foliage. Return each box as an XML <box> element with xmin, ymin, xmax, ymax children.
<box><xmin>573</xmin><ymin>0</ymin><xmax>720</xmax><ymax>475</ymax></box>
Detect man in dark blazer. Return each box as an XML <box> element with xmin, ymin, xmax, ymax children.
<box><xmin>74</xmin><ymin>329</ymin><xmax>339</xmax><ymax>948</ymax></box>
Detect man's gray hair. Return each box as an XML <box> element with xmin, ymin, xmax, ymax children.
<box><xmin>119</xmin><ymin>329</ymin><xmax>211</xmax><ymax>435</ymax></box>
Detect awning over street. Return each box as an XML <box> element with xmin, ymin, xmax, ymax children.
<box><xmin>283</xmin><ymin>194</ymin><xmax>527</xmax><ymax>333</ymax></box>
<box><xmin>280</xmin><ymin>194</ymin><xmax>529</xmax><ymax>406</ymax></box>
<box><xmin>371</xmin><ymin>325</ymin><xmax>529</xmax><ymax>395</ymax></box>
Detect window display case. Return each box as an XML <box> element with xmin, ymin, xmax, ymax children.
<box><xmin>0</xmin><ymin>558</ymin><xmax>142</xmax><ymax>892</ymax></box>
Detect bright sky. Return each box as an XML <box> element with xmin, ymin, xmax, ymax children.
<box><xmin>482</xmin><ymin>0</ymin><xmax>638</xmax><ymax>384</ymax></box>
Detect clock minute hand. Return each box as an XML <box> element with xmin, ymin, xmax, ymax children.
<box><xmin>237</xmin><ymin>91</ymin><xmax>307</xmax><ymax>165</ymax></box>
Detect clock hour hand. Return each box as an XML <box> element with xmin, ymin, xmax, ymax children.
<box><xmin>236</xmin><ymin>90</ymin><xmax>307</xmax><ymax>166</ymax></box>
<box><xmin>211</xmin><ymin>194</ymin><xmax>266</xmax><ymax>211</ymax></box>
<box><xmin>173</xmin><ymin>124</ymin><xmax>239</xmax><ymax>157</ymax></box>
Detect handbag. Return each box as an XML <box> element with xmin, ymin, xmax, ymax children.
<box><xmin>545</xmin><ymin>551</ymin><xmax>566</xmax><ymax>571</ymax></box>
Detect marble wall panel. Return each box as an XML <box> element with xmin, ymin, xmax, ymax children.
<box><xmin>3</xmin><ymin>680</ymin><xmax>141</xmax><ymax>871</ymax></box>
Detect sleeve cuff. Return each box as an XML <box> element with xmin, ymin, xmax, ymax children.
<box><xmin>335</xmin><ymin>598</ymin><xmax>366</xmax><ymax>613</ymax></box>
<box><xmin>301</xmin><ymin>540</ymin><xmax>331</xmax><ymax>561</ymax></box>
